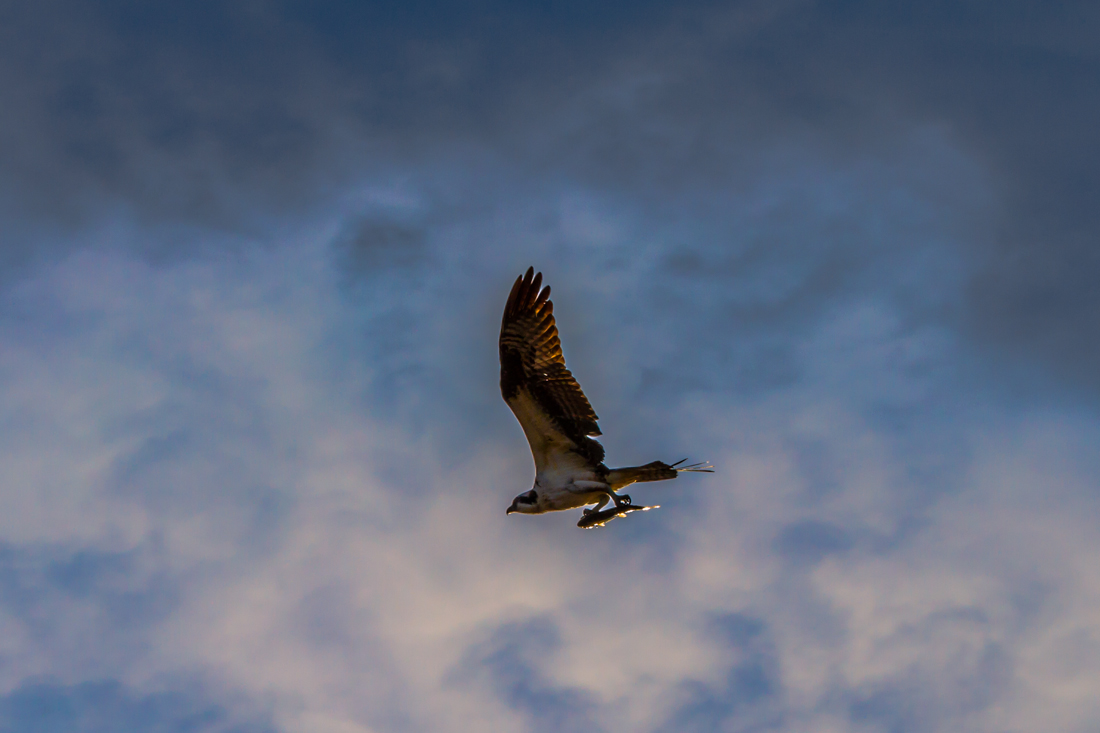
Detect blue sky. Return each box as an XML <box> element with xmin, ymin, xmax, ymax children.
<box><xmin>2</xmin><ymin>2</ymin><xmax>1099</xmax><ymax>732</ymax></box>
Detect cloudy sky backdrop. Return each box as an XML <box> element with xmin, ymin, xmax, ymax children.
<box><xmin>2</xmin><ymin>2</ymin><xmax>1099</xmax><ymax>731</ymax></box>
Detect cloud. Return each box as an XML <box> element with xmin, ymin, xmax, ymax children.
<box><xmin>0</xmin><ymin>679</ymin><xmax>274</xmax><ymax>733</ymax></box>
<box><xmin>2</xmin><ymin>2</ymin><xmax>1100</xmax><ymax>732</ymax></box>
<box><xmin>0</xmin><ymin>201</ymin><xmax>1097</xmax><ymax>732</ymax></box>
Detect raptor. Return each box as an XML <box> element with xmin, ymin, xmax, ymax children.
<box><xmin>501</xmin><ymin>267</ymin><xmax>711</xmax><ymax>528</ymax></box>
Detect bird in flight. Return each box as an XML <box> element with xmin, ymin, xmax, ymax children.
<box><xmin>500</xmin><ymin>267</ymin><xmax>712</xmax><ymax>528</ymax></box>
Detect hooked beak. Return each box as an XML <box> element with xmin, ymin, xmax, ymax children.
<box><xmin>506</xmin><ymin>500</ymin><xmax>518</xmax><ymax>515</ymax></box>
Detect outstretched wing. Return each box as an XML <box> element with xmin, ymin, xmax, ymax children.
<box><xmin>500</xmin><ymin>267</ymin><xmax>605</xmax><ymax>473</ymax></box>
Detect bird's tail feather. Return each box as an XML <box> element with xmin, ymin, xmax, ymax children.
<box><xmin>606</xmin><ymin>459</ymin><xmax>714</xmax><ymax>490</ymax></box>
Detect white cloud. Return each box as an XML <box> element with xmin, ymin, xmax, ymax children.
<box><xmin>1</xmin><ymin>172</ymin><xmax>1098</xmax><ymax>733</ymax></box>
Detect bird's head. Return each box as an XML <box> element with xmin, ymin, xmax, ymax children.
<box><xmin>506</xmin><ymin>488</ymin><xmax>540</xmax><ymax>515</ymax></box>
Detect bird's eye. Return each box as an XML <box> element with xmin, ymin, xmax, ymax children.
<box><xmin>525</xmin><ymin>490</ymin><xmax>538</xmax><ymax>503</ymax></box>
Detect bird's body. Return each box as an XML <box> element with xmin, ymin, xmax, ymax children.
<box><xmin>500</xmin><ymin>267</ymin><xmax>711</xmax><ymax>526</ymax></box>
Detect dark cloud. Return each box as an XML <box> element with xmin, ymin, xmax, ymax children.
<box><xmin>773</xmin><ymin>521</ymin><xmax>854</xmax><ymax>564</ymax></box>
<box><xmin>1</xmin><ymin>1</ymin><xmax>1093</xmax><ymax>206</ymax></box>
<box><xmin>0</xmin><ymin>542</ymin><xmax>177</xmax><ymax>653</ymax></box>
<box><xmin>847</xmin><ymin>639</ymin><xmax>1011</xmax><ymax>733</ymax></box>
<box><xmin>337</xmin><ymin>218</ymin><xmax>429</xmax><ymax>274</ymax></box>
<box><xmin>450</xmin><ymin>619</ymin><xmax>604</xmax><ymax>733</ymax></box>
<box><xmin>3</xmin><ymin>0</ymin><xmax>1097</xmax><ymax>405</ymax></box>
<box><xmin>0</xmin><ymin>679</ymin><xmax>274</xmax><ymax>733</ymax></box>
<box><xmin>656</xmin><ymin>614</ymin><xmax>783</xmax><ymax>733</ymax></box>
<box><xmin>0</xmin><ymin>0</ymin><xmax>712</xmax><ymax>230</ymax></box>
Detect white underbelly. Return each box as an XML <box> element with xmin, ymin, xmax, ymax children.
<box><xmin>541</xmin><ymin>487</ymin><xmax>606</xmax><ymax>512</ymax></box>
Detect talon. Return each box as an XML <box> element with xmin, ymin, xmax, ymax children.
<box><xmin>610</xmin><ymin>494</ymin><xmax>631</xmax><ymax>509</ymax></box>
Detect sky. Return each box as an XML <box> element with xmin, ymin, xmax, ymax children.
<box><xmin>1</xmin><ymin>1</ymin><xmax>1099</xmax><ymax>731</ymax></box>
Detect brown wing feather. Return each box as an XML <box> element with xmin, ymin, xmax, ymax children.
<box><xmin>500</xmin><ymin>267</ymin><xmax>604</xmax><ymax>467</ymax></box>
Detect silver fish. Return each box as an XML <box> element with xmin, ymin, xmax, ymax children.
<box><xmin>576</xmin><ymin>503</ymin><xmax>660</xmax><ymax>529</ymax></box>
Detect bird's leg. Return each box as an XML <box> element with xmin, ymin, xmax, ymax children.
<box><xmin>583</xmin><ymin>494</ymin><xmax>610</xmax><ymax>516</ymax></box>
<box><xmin>611</xmin><ymin>491</ymin><xmax>632</xmax><ymax>507</ymax></box>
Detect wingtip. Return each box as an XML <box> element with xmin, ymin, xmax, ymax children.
<box><xmin>504</xmin><ymin>268</ymin><xmax>543</xmax><ymax>320</ymax></box>
<box><xmin>507</xmin><ymin>267</ymin><xmax>551</xmax><ymax>315</ymax></box>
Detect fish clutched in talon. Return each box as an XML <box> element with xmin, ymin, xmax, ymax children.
<box><xmin>499</xmin><ymin>267</ymin><xmax>713</xmax><ymax>528</ymax></box>
<box><xmin>576</xmin><ymin>503</ymin><xmax>660</xmax><ymax>530</ymax></box>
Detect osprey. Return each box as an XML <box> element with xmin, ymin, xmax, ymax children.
<box><xmin>501</xmin><ymin>267</ymin><xmax>712</xmax><ymax>528</ymax></box>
